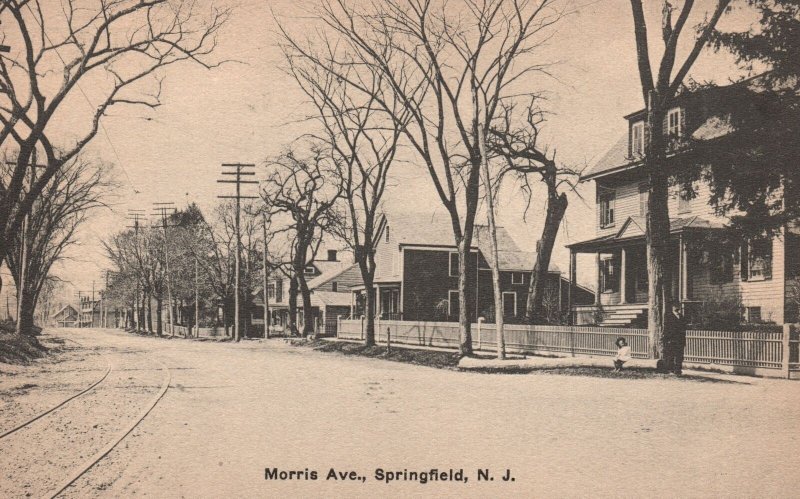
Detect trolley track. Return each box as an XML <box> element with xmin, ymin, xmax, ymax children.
<box><xmin>0</xmin><ymin>336</ymin><xmax>172</xmax><ymax>499</ymax></box>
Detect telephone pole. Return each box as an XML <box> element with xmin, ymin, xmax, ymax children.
<box><xmin>262</xmin><ymin>210</ymin><xmax>270</xmax><ymax>339</ymax></box>
<box><xmin>217</xmin><ymin>163</ymin><xmax>257</xmax><ymax>342</ymax></box>
<box><xmin>127</xmin><ymin>210</ymin><xmax>147</xmax><ymax>331</ymax></box>
<box><xmin>153</xmin><ymin>202</ymin><xmax>177</xmax><ymax>336</ymax></box>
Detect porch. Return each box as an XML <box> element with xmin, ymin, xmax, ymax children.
<box><xmin>566</xmin><ymin>216</ymin><xmax>725</xmax><ymax>326</ymax></box>
<box><xmin>351</xmin><ymin>280</ymin><xmax>402</xmax><ymax>320</ymax></box>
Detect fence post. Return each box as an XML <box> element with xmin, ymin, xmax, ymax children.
<box><xmin>477</xmin><ymin>317</ymin><xmax>483</xmax><ymax>351</ymax></box>
<box><xmin>783</xmin><ymin>323</ymin><xmax>791</xmax><ymax>379</ymax></box>
<box><xmin>360</xmin><ymin>315</ymin><xmax>365</xmax><ymax>340</ymax></box>
<box><xmin>387</xmin><ymin>327</ymin><xmax>391</xmax><ymax>353</ymax></box>
<box><xmin>337</xmin><ymin>315</ymin><xmax>341</xmax><ymax>339</ymax></box>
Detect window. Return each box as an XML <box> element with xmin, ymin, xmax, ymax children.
<box><xmin>710</xmin><ymin>248</ymin><xmax>734</xmax><ymax>284</ymax></box>
<box><xmin>511</xmin><ymin>272</ymin><xmax>524</xmax><ymax>285</ymax></box>
<box><xmin>276</xmin><ymin>279</ymin><xmax>283</xmax><ymax>302</ymax></box>
<box><xmin>677</xmin><ymin>182</ymin><xmax>693</xmax><ymax>214</ymax></box>
<box><xmin>385</xmin><ymin>225</ymin><xmax>390</xmax><ymax>242</ymax></box>
<box><xmin>667</xmin><ymin>107</ymin><xmax>682</xmax><ymax>138</ymax></box>
<box><xmin>638</xmin><ymin>184</ymin><xmax>648</xmax><ymax>216</ymax></box>
<box><xmin>631</xmin><ymin>121</ymin><xmax>644</xmax><ymax>156</ymax></box>
<box><xmin>449</xmin><ymin>251</ymin><xmax>459</xmax><ymax>277</ymax></box>
<box><xmin>304</xmin><ymin>266</ymin><xmax>315</xmax><ymax>275</ymax></box>
<box><xmin>742</xmin><ymin>238</ymin><xmax>773</xmax><ymax>281</ymax></box>
<box><xmin>267</xmin><ymin>284</ymin><xmax>275</xmax><ymax>300</ymax></box>
<box><xmin>502</xmin><ymin>292</ymin><xmax>517</xmax><ymax>318</ymax></box>
<box><xmin>601</xmin><ymin>254</ymin><xmax>620</xmax><ymax>293</ymax></box>
<box><xmin>746</xmin><ymin>306</ymin><xmax>762</xmax><ymax>324</ymax></box>
<box><xmin>599</xmin><ymin>190</ymin><xmax>615</xmax><ymax>228</ymax></box>
<box><xmin>448</xmin><ymin>290</ymin><xmax>460</xmax><ymax>318</ymax></box>
<box><xmin>331</xmin><ymin>282</ymin><xmax>338</xmax><ymax>292</ymax></box>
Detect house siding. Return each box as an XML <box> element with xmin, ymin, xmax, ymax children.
<box><xmin>402</xmin><ymin>248</ymin><xmax>478</xmax><ymax>322</ymax></box>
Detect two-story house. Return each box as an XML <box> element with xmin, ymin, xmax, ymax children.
<box><xmin>251</xmin><ymin>249</ymin><xmax>363</xmax><ymax>336</ymax></box>
<box><xmin>350</xmin><ymin>212</ymin><xmax>593</xmax><ymax>324</ymax></box>
<box><xmin>568</xmin><ymin>79</ymin><xmax>800</xmax><ymax>326</ymax></box>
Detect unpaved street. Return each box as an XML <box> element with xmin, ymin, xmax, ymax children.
<box><xmin>2</xmin><ymin>327</ymin><xmax>799</xmax><ymax>498</ymax></box>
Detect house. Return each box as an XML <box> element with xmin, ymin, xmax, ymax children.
<box><xmin>349</xmin><ymin>212</ymin><xmax>593</xmax><ymax>324</ymax></box>
<box><xmin>53</xmin><ymin>304</ymin><xmax>79</xmax><ymax>328</ymax></box>
<box><xmin>78</xmin><ymin>296</ymin><xmax>102</xmax><ymax>327</ymax></box>
<box><xmin>568</xmin><ymin>79</ymin><xmax>800</xmax><ymax>326</ymax></box>
<box><xmin>251</xmin><ymin>249</ymin><xmax>363</xmax><ymax>336</ymax></box>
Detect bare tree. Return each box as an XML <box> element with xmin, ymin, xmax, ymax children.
<box><xmin>628</xmin><ymin>0</ymin><xmax>730</xmax><ymax>371</ymax></box>
<box><xmin>288</xmin><ymin>0</ymin><xmax>568</xmax><ymax>356</ymax></box>
<box><xmin>489</xmin><ymin>100</ymin><xmax>579</xmax><ymax>324</ymax></box>
<box><xmin>278</xmin><ymin>31</ymin><xmax>410</xmax><ymax>346</ymax></box>
<box><xmin>0</xmin><ymin>0</ymin><xmax>230</xmax><ymax>275</ymax></box>
<box><xmin>5</xmin><ymin>155</ymin><xmax>113</xmax><ymax>334</ymax></box>
<box><xmin>261</xmin><ymin>142</ymin><xmax>343</xmax><ymax>336</ymax></box>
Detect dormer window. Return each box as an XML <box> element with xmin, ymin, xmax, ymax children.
<box><xmin>631</xmin><ymin>121</ymin><xmax>644</xmax><ymax>157</ymax></box>
<box><xmin>667</xmin><ymin>107</ymin><xmax>682</xmax><ymax>138</ymax></box>
<box><xmin>385</xmin><ymin>225</ymin><xmax>390</xmax><ymax>242</ymax></box>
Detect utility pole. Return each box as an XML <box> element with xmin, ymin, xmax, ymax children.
<box><xmin>153</xmin><ymin>202</ymin><xmax>177</xmax><ymax>336</ymax></box>
<box><xmin>76</xmin><ymin>291</ymin><xmax>83</xmax><ymax>328</ymax></box>
<box><xmin>194</xmin><ymin>256</ymin><xmax>200</xmax><ymax>338</ymax></box>
<box><xmin>262</xmin><ymin>210</ymin><xmax>270</xmax><ymax>339</ymax></box>
<box><xmin>127</xmin><ymin>210</ymin><xmax>146</xmax><ymax>331</ymax></box>
<box><xmin>217</xmin><ymin>163</ymin><xmax>257</xmax><ymax>342</ymax></box>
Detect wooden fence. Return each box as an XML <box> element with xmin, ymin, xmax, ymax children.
<box><xmin>163</xmin><ymin>323</ymin><xmax>228</xmax><ymax>338</ymax></box>
<box><xmin>339</xmin><ymin>317</ymin><xmax>799</xmax><ymax>375</ymax></box>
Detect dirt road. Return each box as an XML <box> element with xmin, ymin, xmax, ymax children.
<box><xmin>1</xmin><ymin>327</ymin><xmax>799</xmax><ymax>498</ymax></box>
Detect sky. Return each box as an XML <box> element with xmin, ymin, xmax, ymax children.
<box><xmin>32</xmin><ymin>0</ymin><xmax>760</xmax><ymax>303</ymax></box>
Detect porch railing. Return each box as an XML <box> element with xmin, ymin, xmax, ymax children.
<box><xmin>337</xmin><ymin>318</ymin><xmax>799</xmax><ymax>375</ymax></box>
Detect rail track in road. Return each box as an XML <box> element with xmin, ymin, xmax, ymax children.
<box><xmin>0</xmin><ymin>336</ymin><xmax>172</xmax><ymax>498</ymax></box>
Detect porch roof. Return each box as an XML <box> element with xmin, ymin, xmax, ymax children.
<box><xmin>566</xmin><ymin>216</ymin><xmax>726</xmax><ymax>252</ymax></box>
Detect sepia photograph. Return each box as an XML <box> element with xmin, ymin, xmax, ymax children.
<box><xmin>0</xmin><ymin>0</ymin><xmax>798</xmax><ymax>497</ymax></box>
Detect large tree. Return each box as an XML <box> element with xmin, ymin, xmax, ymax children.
<box><xmin>262</xmin><ymin>142</ymin><xmax>343</xmax><ymax>336</ymax></box>
<box><xmin>627</xmin><ymin>0</ymin><xmax>731</xmax><ymax>371</ymax></box>
<box><xmin>0</xmin><ymin>0</ymin><xmax>229</xmax><ymax>278</ymax></box>
<box><xmin>279</xmin><ymin>31</ymin><xmax>409</xmax><ymax>346</ymax></box>
<box><xmin>6</xmin><ymin>155</ymin><xmax>112</xmax><ymax>334</ymax></box>
<box><xmin>489</xmin><ymin>100</ymin><xmax>580</xmax><ymax>324</ymax></box>
<box><xmin>300</xmin><ymin>0</ymin><xmax>567</xmax><ymax>355</ymax></box>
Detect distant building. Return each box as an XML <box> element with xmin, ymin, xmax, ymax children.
<box><xmin>54</xmin><ymin>304</ymin><xmax>79</xmax><ymax>328</ymax></box>
<box><xmin>252</xmin><ymin>249</ymin><xmax>363</xmax><ymax>336</ymax></box>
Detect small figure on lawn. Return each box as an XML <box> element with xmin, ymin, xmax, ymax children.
<box><xmin>613</xmin><ymin>337</ymin><xmax>631</xmax><ymax>372</ymax></box>
<box><xmin>671</xmin><ymin>305</ymin><xmax>687</xmax><ymax>375</ymax></box>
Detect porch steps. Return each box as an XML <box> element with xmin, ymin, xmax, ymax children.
<box><xmin>598</xmin><ymin>304</ymin><xmax>648</xmax><ymax>327</ymax></box>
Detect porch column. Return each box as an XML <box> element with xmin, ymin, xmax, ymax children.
<box><xmin>568</xmin><ymin>249</ymin><xmax>576</xmax><ymax>325</ymax></box>
<box><xmin>375</xmin><ymin>284</ymin><xmax>381</xmax><ymax>318</ymax></box>
<box><xmin>595</xmin><ymin>252</ymin><xmax>602</xmax><ymax>305</ymax></box>
<box><xmin>680</xmin><ymin>235</ymin><xmax>689</xmax><ymax>303</ymax></box>
<box><xmin>620</xmin><ymin>247</ymin><xmax>628</xmax><ymax>304</ymax></box>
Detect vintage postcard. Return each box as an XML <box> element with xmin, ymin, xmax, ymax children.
<box><xmin>0</xmin><ymin>0</ymin><xmax>798</xmax><ymax>497</ymax></box>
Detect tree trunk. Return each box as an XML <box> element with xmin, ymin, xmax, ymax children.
<box><xmin>156</xmin><ymin>297</ymin><xmax>163</xmax><ymax>335</ymax></box>
<box><xmin>287</xmin><ymin>276</ymin><xmax>299</xmax><ymax>336</ymax></box>
<box><xmin>363</xmin><ymin>275</ymin><xmax>376</xmax><ymax>347</ymax></box>
<box><xmin>645</xmin><ymin>95</ymin><xmax>674</xmax><ymax>371</ymax></box>
<box><xmin>478</xmin><ymin>123</ymin><xmax>505</xmax><ymax>359</ymax></box>
<box><xmin>526</xmin><ymin>191</ymin><xmax>569</xmax><ymax>323</ymax></box>
<box><xmin>457</xmin><ymin>237</ymin><xmax>474</xmax><ymax>356</ymax></box>
<box><xmin>17</xmin><ymin>290</ymin><xmax>35</xmax><ymax>336</ymax></box>
<box><xmin>299</xmin><ymin>276</ymin><xmax>314</xmax><ymax>336</ymax></box>
<box><xmin>146</xmin><ymin>294</ymin><xmax>153</xmax><ymax>333</ymax></box>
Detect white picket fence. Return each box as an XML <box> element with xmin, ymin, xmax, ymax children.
<box><xmin>163</xmin><ymin>323</ymin><xmax>227</xmax><ymax>338</ymax></box>
<box><xmin>339</xmin><ymin>317</ymin><xmax>799</xmax><ymax>375</ymax></box>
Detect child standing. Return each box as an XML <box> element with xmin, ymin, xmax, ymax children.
<box><xmin>613</xmin><ymin>337</ymin><xmax>631</xmax><ymax>372</ymax></box>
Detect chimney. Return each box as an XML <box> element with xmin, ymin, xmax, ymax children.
<box><xmin>327</xmin><ymin>249</ymin><xmax>338</xmax><ymax>262</ymax></box>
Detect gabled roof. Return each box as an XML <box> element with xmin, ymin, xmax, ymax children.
<box><xmin>382</xmin><ymin>212</ymin><xmax>559</xmax><ymax>273</ymax></box>
<box><xmin>311</xmin><ymin>290</ymin><xmax>353</xmax><ymax>307</ymax></box>
<box><xmin>306</xmin><ymin>262</ymin><xmax>358</xmax><ymax>289</ymax></box>
<box><xmin>582</xmin><ymin>135</ymin><xmax>639</xmax><ymax>181</ymax></box>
